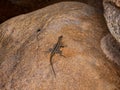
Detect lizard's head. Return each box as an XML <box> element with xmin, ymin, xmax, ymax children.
<box><xmin>59</xmin><ymin>35</ymin><xmax>63</xmax><ymax>39</ymax></box>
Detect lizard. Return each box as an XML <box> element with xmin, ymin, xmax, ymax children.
<box><xmin>49</xmin><ymin>35</ymin><xmax>65</xmax><ymax>77</ymax></box>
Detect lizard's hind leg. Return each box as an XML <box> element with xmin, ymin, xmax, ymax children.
<box><xmin>59</xmin><ymin>51</ymin><xmax>66</xmax><ymax>57</ymax></box>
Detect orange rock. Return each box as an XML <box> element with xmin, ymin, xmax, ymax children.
<box><xmin>0</xmin><ymin>2</ymin><xmax>120</xmax><ymax>90</ymax></box>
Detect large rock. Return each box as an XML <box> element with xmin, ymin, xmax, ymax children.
<box><xmin>103</xmin><ymin>0</ymin><xmax>120</xmax><ymax>43</ymax></box>
<box><xmin>101</xmin><ymin>0</ymin><xmax>120</xmax><ymax>65</ymax></box>
<box><xmin>0</xmin><ymin>2</ymin><xmax>120</xmax><ymax>90</ymax></box>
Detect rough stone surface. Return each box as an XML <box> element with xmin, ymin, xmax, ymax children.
<box><xmin>103</xmin><ymin>0</ymin><xmax>120</xmax><ymax>43</ymax></box>
<box><xmin>101</xmin><ymin>0</ymin><xmax>120</xmax><ymax>65</ymax></box>
<box><xmin>0</xmin><ymin>2</ymin><xmax>120</xmax><ymax>90</ymax></box>
<box><xmin>101</xmin><ymin>34</ymin><xmax>120</xmax><ymax>65</ymax></box>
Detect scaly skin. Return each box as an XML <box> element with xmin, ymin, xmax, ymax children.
<box><xmin>49</xmin><ymin>35</ymin><xmax>64</xmax><ymax>77</ymax></box>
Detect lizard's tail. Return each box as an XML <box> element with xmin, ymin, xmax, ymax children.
<box><xmin>50</xmin><ymin>56</ymin><xmax>56</xmax><ymax>77</ymax></box>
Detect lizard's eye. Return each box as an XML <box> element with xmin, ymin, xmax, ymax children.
<box><xmin>59</xmin><ymin>35</ymin><xmax>63</xmax><ymax>38</ymax></box>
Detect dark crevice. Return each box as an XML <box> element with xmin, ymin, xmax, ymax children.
<box><xmin>37</xmin><ymin>29</ymin><xmax>41</xmax><ymax>32</ymax></box>
<box><xmin>0</xmin><ymin>0</ymin><xmax>103</xmax><ymax>24</ymax></box>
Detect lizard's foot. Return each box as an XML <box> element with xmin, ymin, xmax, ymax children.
<box><xmin>59</xmin><ymin>51</ymin><xmax>66</xmax><ymax>58</ymax></box>
<box><xmin>101</xmin><ymin>34</ymin><xmax>120</xmax><ymax>65</ymax></box>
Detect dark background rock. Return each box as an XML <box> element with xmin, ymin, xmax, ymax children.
<box><xmin>0</xmin><ymin>0</ymin><xmax>103</xmax><ymax>24</ymax></box>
